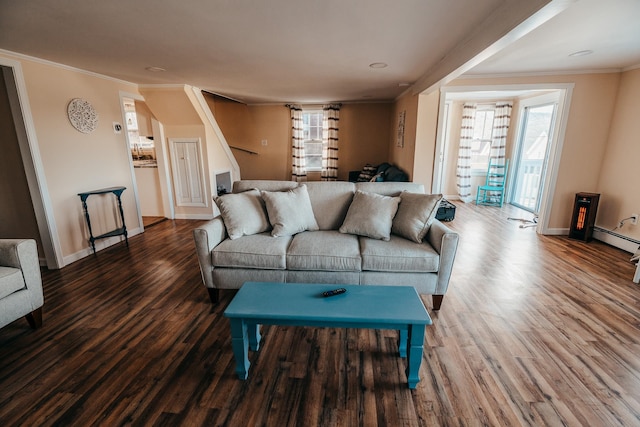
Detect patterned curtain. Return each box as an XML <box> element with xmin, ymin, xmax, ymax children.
<box><xmin>288</xmin><ymin>104</ymin><xmax>306</xmax><ymax>182</ymax></box>
<box><xmin>321</xmin><ymin>104</ymin><xmax>340</xmax><ymax>181</ymax></box>
<box><xmin>456</xmin><ymin>103</ymin><xmax>476</xmax><ymax>202</ymax></box>
<box><xmin>490</xmin><ymin>102</ymin><xmax>513</xmax><ymax>165</ymax></box>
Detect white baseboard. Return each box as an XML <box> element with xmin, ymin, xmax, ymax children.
<box><xmin>62</xmin><ymin>227</ymin><xmax>142</xmax><ymax>267</ymax></box>
<box><xmin>593</xmin><ymin>229</ymin><xmax>638</xmax><ymax>254</ymax></box>
<box><xmin>543</xmin><ymin>227</ymin><xmax>568</xmax><ymax>236</ymax></box>
<box><xmin>174</xmin><ymin>213</ymin><xmax>216</xmax><ymax>220</ymax></box>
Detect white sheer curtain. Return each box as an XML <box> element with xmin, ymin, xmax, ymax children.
<box><xmin>288</xmin><ymin>104</ymin><xmax>306</xmax><ymax>182</ymax></box>
<box><xmin>490</xmin><ymin>102</ymin><xmax>512</xmax><ymax>165</ymax></box>
<box><xmin>456</xmin><ymin>103</ymin><xmax>476</xmax><ymax>202</ymax></box>
<box><xmin>321</xmin><ymin>104</ymin><xmax>340</xmax><ymax>181</ymax></box>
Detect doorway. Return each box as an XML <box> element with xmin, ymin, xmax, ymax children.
<box><xmin>510</xmin><ymin>101</ymin><xmax>557</xmax><ymax>213</ymax></box>
<box><xmin>432</xmin><ymin>84</ymin><xmax>573</xmax><ymax>234</ymax></box>
<box><xmin>121</xmin><ymin>96</ymin><xmax>170</xmax><ymax>228</ymax></box>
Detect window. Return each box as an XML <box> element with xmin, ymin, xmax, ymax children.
<box><xmin>302</xmin><ymin>110</ymin><xmax>324</xmax><ymax>171</ymax></box>
<box><xmin>470</xmin><ymin>106</ymin><xmax>495</xmax><ymax>171</ymax></box>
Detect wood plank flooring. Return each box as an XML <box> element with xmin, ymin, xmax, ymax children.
<box><xmin>1</xmin><ymin>202</ymin><xmax>639</xmax><ymax>426</ymax></box>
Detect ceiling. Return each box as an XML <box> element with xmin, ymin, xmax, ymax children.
<box><xmin>466</xmin><ymin>0</ymin><xmax>640</xmax><ymax>77</ymax></box>
<box><xmin>0</xmin><ymin>0</ymin><xmax>638</xmax><ymax>104</ymax></box>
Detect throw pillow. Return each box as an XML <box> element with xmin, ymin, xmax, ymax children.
<box><xmin>261</xmin><ymin>185</ymin><xmax>319</xmax><ymax>237</ymax></box>
<box><xmin>339</xmin><ymin>190</ymin><xmax>401</xmax><ymax>241</ymax></box>
<box><xmin>356</xmin><ymin>164</ymin><xmax>378</xmax><ymax>182</ymax></box>
<box><xmin>214</xmin><ymin>189</ymin><xmax>271</xmax><ymax>240</ymax></box>
<box><xmin>392</xmin><ymin>192</ymin><xmax>443</xmax><ymax>243</ymax></box>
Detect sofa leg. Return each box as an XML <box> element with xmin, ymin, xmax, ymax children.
<box><xmin>25</xmin><ymin>307</ymin><xmax>43</xmax><ymax>329</ymax></box>
<box><xmin>432</xmin><ymin>295</ymin><xmax>444</xmax><ymax>311</ymax></box>
<box><xmin>207</xmin><ymin>288</ymin><xmax>219</xmax><ymax>305</ymax></box>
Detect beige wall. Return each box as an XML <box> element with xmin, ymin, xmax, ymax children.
<box><xmin>246</xmin><ymin>104</ymin><xmax>290</xmax><ymax>180</ymax></box>
<box><xmin>596</xmin><ymin>68</ymin><xmax>640</xmax><ymax>240</ymax></box>
<box><xmin>338</xmin><ymin>103</ymin><xmax>392</xmax><ymax>181</ymax></box>
<box><xmin>390</xmin><ymin>92</ymin><xmax>418</xmax><ymax>180</ymax></box>
<box><xmin>203</xmin><ymin>94</ymin><xmax>285</xmax><ymax>181</ymax></box>
<box><xmin>134</xmin><ymin>167</ymin><xmax>163</xmax><ymax>216</ymax></box>
<box><xmin>134</xmin><ymin>100</ymin><xmax>154</xmax><ymax>137</ymax></box>
<box><xmin>413</xmin><ymin>91</ymin><xmax>440</xmax><ymax>191</ymax></box>
<box><xmin>207</xmin><ymin>96</ymin><xmax>393</xmax><ymax>182</ymax></box>
<box><xmin>12</xmin><ymin>55</ymin><xmax>142</xmax><ymax>262</ymax></box>
<box><xmin>446</xmin><ymin>73</ymin><xmax>621</xmax><ymax>230</ymax></box>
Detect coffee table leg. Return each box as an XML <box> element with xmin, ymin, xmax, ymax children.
<box><xmin>398</xmin><ymin>328</ymin><xmax>408</xmax><ymax>358</ymax></box>
<box><xmin>248</xmin><ymin>323</ymin><xmax>261</xmax><ymax>351</ymax></box>
<box><xmin>406</xmin><ymin>323</ymin><xmax>425</xmax><ymax>389</ymax></box>
<box><xmin>229</xmin><ymin>318</ymin><xmax>250</xmax><ymax>380</ymax></box>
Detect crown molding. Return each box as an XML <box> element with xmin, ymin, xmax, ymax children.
<box><xmin>460</xmin><ymin>67</ymin><xmax>626</xmax><ymax>80</ymax></box>
<box><xmin>622</xmin><ymin>63</ymin><xmax>640</xmax><ymax>72</ymax></box>
<box><xmin>0</xmin><ymin>49</ymin><xmax>137</xmax><ymax>87</ymax></box>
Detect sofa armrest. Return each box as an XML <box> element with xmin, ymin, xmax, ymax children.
<box><xmin>425</xmin><ymin>220</ymin><xmax>459</xmax><ymax>295</ymax></box>
<box><xmin>192</xmin><ymin>217</ymin><xmax>227</xmax><ymax>289</ymax></box>
<box><xmin>0</xmin><ymin>239</ymin><xmax>44</xmax><ymax>309</ymax></box>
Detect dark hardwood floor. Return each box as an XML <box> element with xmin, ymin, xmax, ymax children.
<box><xmin>1</xmin><ymin>202</ymin><xmax>639</xmax><ymax>426</ymax></box>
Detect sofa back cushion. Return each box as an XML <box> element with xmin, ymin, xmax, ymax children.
<box><xmin>233</xmin><ymin>180</ymin><xmax>355</xmax><ymax>231</ymax></box>
<box><xmin>233</xmin><ymin>180</ymin><xmax>298</xmax><ymax>193</ymax></box>
<box><xmin>355</xmin><ymin>181</ymin><xmax>425</xmax><ymax>196</ymax></box>
<box><xmin>305</xmin><ymin>182</ymin><xmax>355</xmax><ymax>230</ymax></box>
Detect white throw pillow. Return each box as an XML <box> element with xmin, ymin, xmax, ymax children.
<box><xmin>214</xmin><ymin>189</ymin><xmax>271</xmax><ymax>240</ymax></box>
<box><xmin>261</xmin><ymin>185</ymin><xmax>319</xmax><ymax>237</ymax></box>
<box><xmin>392</xmin><ymin>191</ymin><xmax>443</xmax><ymax>243</ymax></box>
<box><xmin>339</xmin><ymin>190</ymin><xmax>401</xmax><ymax>241</ymax></box>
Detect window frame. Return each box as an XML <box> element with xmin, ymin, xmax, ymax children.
<box><xmin>302</xmin><ymin>109</ymin><xmax>325</xmax><ymax>172</ymax></box>
<box><xmin>470</xmin><ymin>104</ymin><xmax>496</xmax><ymax>174</ymax></box>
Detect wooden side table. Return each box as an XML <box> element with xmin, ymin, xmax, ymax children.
<box><xmin>78</xmin><ymin>186</ymin><xmax>128</xmax><ymax>254</ymax></box>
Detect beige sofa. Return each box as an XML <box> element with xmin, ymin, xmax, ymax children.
<box><xmin>193</xmin><ymin>180</ymin><xmax>459</xmax><ymax>310</ymax></box>
<box><xmin>0</xmin><ymin>239</ymin><xmax>44</xmax><ymax>329</ymax></box>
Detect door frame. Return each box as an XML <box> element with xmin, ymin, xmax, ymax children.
<box><xmin>119</xmin><ymin>92</ymin><xmax>175</xmax><ymax>226</ymax></box>
<box><xmin>433</xmin><ymin>83</ymin><xmax>574</xmax><ymax>234</ymax></box>
<box><xmin>1</xmin><ymin>57</ymin><xmax>62</xmax><ymax>268</ymax></box>
<box><xmin>509</xmin><ymin>92</ymin><xmax>560</xmax><ymax>213</ymax></box>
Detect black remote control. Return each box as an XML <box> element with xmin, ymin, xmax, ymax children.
<box><xmin>322</xmin><ymin>288</ymin><xmax>347</xmax><ymax>297</ymax></box>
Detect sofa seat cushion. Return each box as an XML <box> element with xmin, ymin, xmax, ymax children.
<box><xmin>360</xmin><ymin>235</ymin><xmax>439</xmax><ymax>273</ymax></box>
<box><xmin>0</xmin><ymin>267</ymin><xmax>25</xmax><ymax>300</ymax></box>
<box><xmin>213</xmin><ymin>233</ymin><xmax>292</xmax><ymax>269</ymax></box>
<box><xmin>287</xmin><ymin>231</ymin><xmax>361</xmax><ymax>271</ymax></box>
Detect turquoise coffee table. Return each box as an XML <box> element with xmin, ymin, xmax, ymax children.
<box><xmin>223</xmin><ymin>282</ymin><xmax>432</xmax><ymax>389</ymax></box>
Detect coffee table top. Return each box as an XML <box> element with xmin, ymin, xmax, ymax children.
<box><xmin>224</xmin><ymin>282</ymin><xmax>432</xmax><ymax>326</ymax></box>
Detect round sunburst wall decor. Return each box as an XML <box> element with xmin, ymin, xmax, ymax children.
<box><xmin>67</xmin><ymin>98</ymin><xmax>98</xmax><ymax>133</ymax></box>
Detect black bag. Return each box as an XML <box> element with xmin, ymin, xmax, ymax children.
<box><xmin>377</xmin><ymin>163</ymin><xmax>408</xmax><ymax>182</ymax></box>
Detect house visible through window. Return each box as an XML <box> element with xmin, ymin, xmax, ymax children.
<box><xmin>470</xmin><ymin>105</ymin><xmax>495</xmax><ymax>171</ymax></box>
<box><xmin>302</xmin><ymin>110</ymin><xmax>324</xmax><ymax>171</ymax></box>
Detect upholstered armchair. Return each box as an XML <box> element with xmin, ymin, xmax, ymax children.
<box><xmin>0</xmin><ymin>239</ymin><xmax>44</xmax><ymax>329</ymax></box>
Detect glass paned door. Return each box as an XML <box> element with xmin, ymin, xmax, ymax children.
<box><xmin>511</xmin><ymin>103</ymin><xmax>556</xmax><ymax>212</ymax></box>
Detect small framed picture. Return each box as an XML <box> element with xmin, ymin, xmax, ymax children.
<box><xmin>396</xmin><ymin>110</ymin><xmax>405</xmax><ymax>148</ymax></box>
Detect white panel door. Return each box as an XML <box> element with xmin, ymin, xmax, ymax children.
<box><xmin>169</xmin><ymin>139</ymin><xmax>207</xmax><ymax>207</ymax></box>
